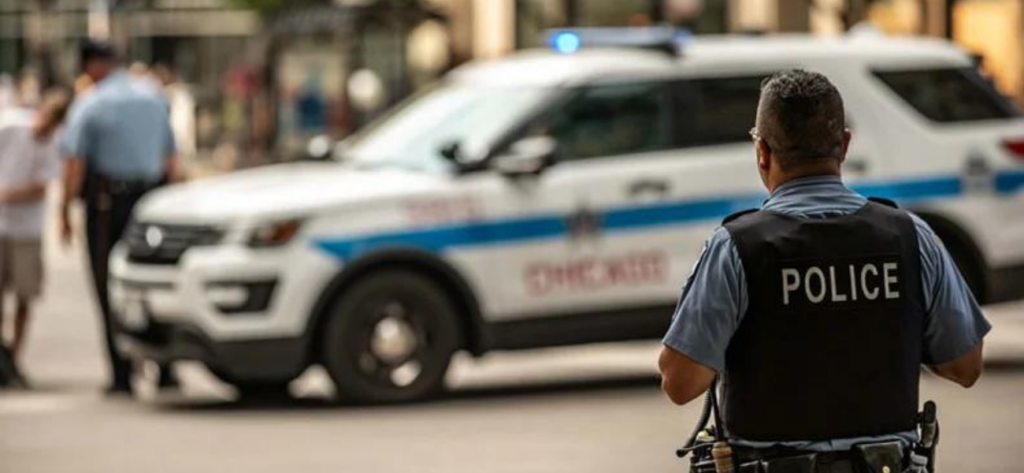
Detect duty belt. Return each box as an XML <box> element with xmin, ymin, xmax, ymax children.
<box><xmin>83</xmin><ymin>172</ymin><xmax>161</xmax><ymax>208</ymax></box>
<box><xmin>675</xmin><ymin>378</ymin><xmax>938</xmax><ymax>473</ymax></box>
<box><xmin>99</xmin><ymin>176</ymin><xmax>160</xmax><ymax>195</ymax></box>
<box><xmin>727</xmin><ymin>442</ymin><xmax>908</xmax><ymax>473</ymax></box>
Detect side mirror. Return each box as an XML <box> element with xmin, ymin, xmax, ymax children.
<box><xmin>438</xmin><ymin>140</ymin><xmax>477</xmax><ymax>172</ymax></box>
<box><xmin>491</xmin><ymin>136</ymin><xmax>557</xmax><ymax>178</ymax></box>
<box><xmin>439</xmin><ymin>140</ymin><xmax>462</xmax><ymax>162</ymax></box>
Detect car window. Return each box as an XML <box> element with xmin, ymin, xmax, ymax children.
<box><xmin>873</xmin><ymin>67</ymin><xmax>1022</xmax><ymax>123</ymax></box>
<box><xmin>345</xmin><ymin>82</ymin><xmax>554</xmax><ymax>172</ymax></box>
<box><xmin>673</xmin><ymin>75</ymin><xmax>767</xmax><ymax>148</ymax></box>
<box><xmin>528</xmin><ymin>82</ymin><xmax>670</xmax><ymax>162</ymax></box>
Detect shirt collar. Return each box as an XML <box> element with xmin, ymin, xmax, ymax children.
<box><xmin>763</xmin><ymin>174</ymin><xmax>854</xmax><ymax>207</ymax></box>
<box><xmin>96</xmin><ymin>69</ymin><xmax>128</xmax><ymax>88</ymax></box>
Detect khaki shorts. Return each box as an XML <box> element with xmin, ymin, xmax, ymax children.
<box><xmin>0</xmin><ymin>238</ymin><xmax>43</xmax><ymax>300</ymax></box>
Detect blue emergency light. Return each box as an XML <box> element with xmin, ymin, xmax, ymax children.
<box><xmin>553</xmin><ymin>31</ymin><xmax>582</xmax><ymax>54</ymax></box>
<box><xmin>546</xmin><ymin>27</ymin><xmax>692</xmax><ymax>55</ymax></box>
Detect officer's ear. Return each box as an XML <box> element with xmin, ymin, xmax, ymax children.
<box><xmin>836</xmin><ymin>128</ymin><xmax>852</xmax><ymax>166</ymax></box>
<box><xmin>756</xmin><ymin>137</ymin><xmax>772</xmax><ymax>173</ymax></box>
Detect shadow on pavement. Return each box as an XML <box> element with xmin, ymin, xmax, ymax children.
<box><xmin>150</xmin><ymin>373</ymin><xmax>661</xmax><ymax>413</ymax></box>
<box><xmin>981</xmin><ymin>358</ymin><xmax>1024</xmax><ymax>373</ymax></box>
<box><xmin>143</xmin><ymin>355</ymin><xmax>1024</xmax><ymax>414</ymax></box>
<box><xmin>3</xmin><ymin>378</ymin><xmax>97</xmax><ymax>395</ymax></box>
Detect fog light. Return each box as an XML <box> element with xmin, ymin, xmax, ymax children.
<box><xmin>205</xmin><ymin>281</ymin><xmax>277</xmax><ymax>315</ymax></box>
<box><xmin>206</xmin><ymin>286</ymin><xmax>248</xmax><ymax>307</ymax></box>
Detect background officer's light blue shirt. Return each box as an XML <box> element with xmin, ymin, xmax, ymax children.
<box><xmin>662</xmin><ymin>175</ymin><xmax>991</xmax><ymax>452</ymax></box>
<box><xmin>61</xmin><ymin>71</ymin><xmax>176</xmax><ymax>180</ymax></box>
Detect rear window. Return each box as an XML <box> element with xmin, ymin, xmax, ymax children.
<box><xmin>873</xmin><ymin>67</ymin><xmax>1022</xmax><ymax>123</ymax></box>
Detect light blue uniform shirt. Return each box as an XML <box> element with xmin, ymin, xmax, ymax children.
<box><xmin>61</xmin><ymin>71</ymin><xmax>175</xmax><ymax>180</ymax></box>
<box><xmin>663</xmin><ymin>175</ymin><xmax>991</xmax><ymax>451</ymax></box>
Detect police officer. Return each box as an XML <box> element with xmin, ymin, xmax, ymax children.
<box><xmin>659</xmin><ymin>70</ymin><xmax>989</xmax><ymax>472</ymax></box>
<box><xmin>60</xmin><ymin>41</ymin><xmax>179</xmax><ymax>396</ymax></box>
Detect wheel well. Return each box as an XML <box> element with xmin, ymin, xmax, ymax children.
<box><xmin>913</xmin><ymin>211</ymin><xmax>989</xmax><ymax>303</ymax></box>
<box><xmin>305</xmin><ymin>249</ymin><xmax>489</xmax><ymax>363</ymax></box>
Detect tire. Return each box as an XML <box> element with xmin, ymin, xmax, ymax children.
<box><xmin>320</xmin><ymin>270</ymin><xmax>462</xmax><ymax>404</ymax></box>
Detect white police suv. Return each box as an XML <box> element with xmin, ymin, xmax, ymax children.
<box><xmin>110</xmin><ymin>30</ymin><xmax>1024</xmax><ymax>402</ymax></box>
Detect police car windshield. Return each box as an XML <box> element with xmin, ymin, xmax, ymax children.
<box><xmin>345</xmin><ymin>82</ymin><xmax>553</xmax><ymax>172</ymax></box>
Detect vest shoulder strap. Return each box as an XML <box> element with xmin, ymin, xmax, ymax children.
<box><xmin>867</xmin><ymin>197</ymin><xmax>899</xmax><ymax>209</ymax></box>
<box><xmin>722</xmin><ymin>208</ymin><xmax>760</xmax><ymax>225</ymax></box>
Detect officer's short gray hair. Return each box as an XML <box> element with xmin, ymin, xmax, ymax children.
<box><xmin>755</xmin><ymin>70</ymin><xmax>846</xmax><ymax>169</ymax></box>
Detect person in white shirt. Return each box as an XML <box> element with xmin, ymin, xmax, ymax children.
<box><xmin>0</xmin><ymin>90</ymin><xmax>70</xmax><ymax>365</ymax></box>
<box><xmin>152</xmin><ymin>64</ymin><xmax>196</xmax><ymax>163</ymax></box>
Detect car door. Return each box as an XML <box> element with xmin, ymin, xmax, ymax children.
<box><xmin>651</xmin><ymin>74</ymin><xmax>778</xmax><ymax>288</ymax></box>
<box><xmin>821</xmin><ymin>63</ymin><xmax>888</xmax><ymax>188</ymax></box>
<box><xmin>462</xmin><ymin>74</ymin><xmax>773</xmax><ymax>330</ymax></box>
<box><xmin>460</xmin><ymin>80</ymin><xmax>679</xmax><ymax>322</ymax></box>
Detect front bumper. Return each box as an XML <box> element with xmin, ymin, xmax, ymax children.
<box><xmin>117</xmin><ymin>321</ymin><xmax>306</xmax><ymax>381</ymax></box>
<box><xmin>108</xmin><ymin>239</ymin><xmax>341</xmax><ymax>378</ymax></box>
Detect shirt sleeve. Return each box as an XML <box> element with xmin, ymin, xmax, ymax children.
<box><xmin>662</xmin><ymin>227</ymin><xmax>748</xmax><ymax>372</ymax></box>
<box><xmin>912</xmin><ymin>215</ymin><xmax>991</xmax><ymax>365</ymax></box>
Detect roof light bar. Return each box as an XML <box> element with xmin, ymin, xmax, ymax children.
<box><xmin>553</xmin><ymin>31</ymin><xmax>582</xmax><ymax>54</ymax></box>
<box><xmin>545</xmin><ymin>27</ymin><xmax>692</xmax><ymax>55</ymax></box>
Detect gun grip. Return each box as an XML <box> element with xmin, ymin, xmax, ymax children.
<box><xmin>923</xmin><ymin>400</ymin><xmax>936</xmax><ymax>424</ymax></box>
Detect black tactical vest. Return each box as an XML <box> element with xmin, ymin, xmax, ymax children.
<box><xmin>721</xmin><ymin>200</ymin><xmax>926</xmax><ymax>441</ymax></box>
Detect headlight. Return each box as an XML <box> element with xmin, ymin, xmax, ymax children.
<box><xmin>248</xmin><ymin>219</ymin><xmax>303</xmax><ymax>248</ymax></box>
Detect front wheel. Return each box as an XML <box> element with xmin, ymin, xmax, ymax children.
<box><xmin>320</xmin><ymin>270</ymin><xmax>462</xmax><ymax>404</ymax></box>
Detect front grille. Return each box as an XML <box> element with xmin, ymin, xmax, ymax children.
<box><xmin>125</xmin><ymin>222</ymin><xmax>222</xmax><ymax>266</ymax></box>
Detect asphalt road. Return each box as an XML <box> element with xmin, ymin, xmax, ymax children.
<box><xmin>2</xmin><ymin>219</ymin><xmax>1024</xmax><ymax>473</ymax></box>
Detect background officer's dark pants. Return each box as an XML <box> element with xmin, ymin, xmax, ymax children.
<box><xmin>85</xmin><ymin>187</ymin><xmax>147</xmax><ymax>389</ymax></box>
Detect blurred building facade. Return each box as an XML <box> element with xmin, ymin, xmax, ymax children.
<box><xmin>0</xmin><ymin>0</ymin><xmax>455</xmax><ymax>162</ymax></box>
<box><xmin>462</xmin><ymin>0</ymin><xmax>1023</xmax><ymax>103</ymax></box>
<box><xmin>0</xmin><ymin>0</ymin><xmax>257</xmax><ymax>94</ymax></box>
<box><xmin>0</xmin><ymin>0</ymin><xmax>261</xmax><ymax>166</ymax></box>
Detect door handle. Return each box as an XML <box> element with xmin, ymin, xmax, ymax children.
<box><xmin>627</xmin><ymin>179</ymin><xmax>672</xmax><ymax>198</ymax></box>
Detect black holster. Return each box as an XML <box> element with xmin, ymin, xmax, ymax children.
<box><xmin>853</xmin><ymin>441</ymin><xmax>905</xmax><ymax>473</ymax></box>
<box><xmin>83</xmin><ymin>167</ymin><xmax>166</xmax><ymax>198</ymax></box>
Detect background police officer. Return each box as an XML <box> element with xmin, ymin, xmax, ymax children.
<box><xmin>659</xmin><ymin>70</ymin><xmax>989</xmax><ymax>471</ymax></box>
<box><xmin>60</xmin><ymin>41</ymin><xmax>179</xmax><ymax>396</ymax></box>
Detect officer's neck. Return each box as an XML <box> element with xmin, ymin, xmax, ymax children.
<box><xmin>768</xmin><ymin>163</ymin><xmax>842</xmax><ymax>194</ymax></box>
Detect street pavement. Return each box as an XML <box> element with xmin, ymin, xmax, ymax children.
<box><xmin>2</xmin><ymin>208</ymin><xmax>1024</xmax><ymax>473</ymax></box>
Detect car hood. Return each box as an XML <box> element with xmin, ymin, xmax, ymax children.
<box><xmin>135</xmin><ymin>162</ymin><xmax>440</xmax><ymax>224</ymax></box>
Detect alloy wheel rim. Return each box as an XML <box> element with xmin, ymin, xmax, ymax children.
<box><xmin>360</xmin><ymin>301</ymin><xmax>425</xmax><ymax>388</ymax></box>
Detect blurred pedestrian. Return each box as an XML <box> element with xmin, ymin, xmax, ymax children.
<box><xmin>152</xmin><ymin>64</ymin><xmax>197</xmax><ymax>166</ymax></box>
<box><xmin>59</xmin><ymin>41</ymin><xmax>180</xmax><ymax>396</ymax></box>
<box><xmin>0</xmin><ymin>90</ymin><xmax>70</xmax><ymax>386</ymax></box>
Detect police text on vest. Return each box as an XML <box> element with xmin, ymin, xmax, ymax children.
<box><xmin>781</xmin><ymin>263</ymin><xmax>899</xmax><ymax>306</ymax></box>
